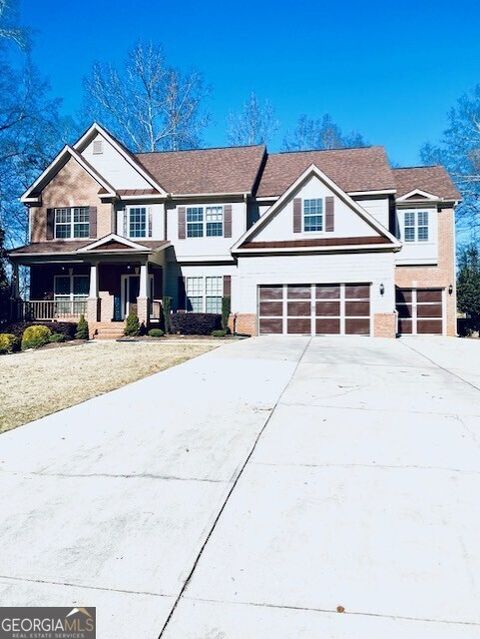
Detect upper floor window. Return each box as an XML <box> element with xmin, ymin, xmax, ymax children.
<box><xmin>129</xmin><ymin>207</ymin><xmax>147</xmax><ymax>238</ymax></box>
<box><xmin>303</xmin><ymin>198</ymin><xmax>323</xmax><ymax>232</ymax></box>
<box><xmin>404</xmin><ymin>210</ymin><xmax>429</xmax><ymax>242</ymax></box>
<box><xmin>55</xmin><ymin>207</ymin><xmax>89</xmax><ymax>239</ymax></box>
<box><xmin>186</xmin><ymin>206</ymin><xmax>224</xmax><ymax>238</ymax></box>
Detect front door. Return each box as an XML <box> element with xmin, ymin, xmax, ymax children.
<box><xmin>121</xmin><ymin>274</ymin><xmax>154</xmax><ymax>319</ymax></box>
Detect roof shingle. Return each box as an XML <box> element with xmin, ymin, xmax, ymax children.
<box><xmin>256</xmin><ymin>146</ymin><xmax>396</xmax><ymax>197</ymax></box>
<box><xmin>136</xmin><ymin>145</ymin><xmax>266</xmax><ymax>195</ymax></box>
<box><xmin>393</xmin><ymin>166</ymin><xmax>460</xmax><ymax>200</ymax></box>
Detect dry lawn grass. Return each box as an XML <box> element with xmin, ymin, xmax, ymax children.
<box><xmin>0</xmin><ymin>340</ymin><xmax>218</xmax><ymax>432</ymax></box>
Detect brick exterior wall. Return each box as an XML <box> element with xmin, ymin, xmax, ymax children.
<box><xmin>230</xmin><ymin>313</ymin><xmax>257</xmax><ymax>336</ymax></box>
<box><xmin>395</xmin><ymin>206</ymin><xmax>456</xmax><ymax>336</ymax></box>
<box><xmin>373</xmin><ymin>312</ymin><xmax>397</xmax><ymax>338</ymax></box>
<box><xmin>30</xmin><ymin>156</ymin><xmax>112</xmax><ymax>242</ymax></box>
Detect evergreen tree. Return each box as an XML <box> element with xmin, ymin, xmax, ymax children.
<box><xmin>457</xmin><ymin>243</ymin><xmax>480</xmax><ymax>334</ymax></box>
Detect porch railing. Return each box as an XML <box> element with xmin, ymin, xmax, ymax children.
<box><xmin>15</xmin><ymin>299</ymin><xmax>88</xmax><ymax>321</ymax></box>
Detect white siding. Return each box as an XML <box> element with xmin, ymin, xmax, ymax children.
<box><xmin>82</xmin><ymin>133</ymin><xmax>152</xmax><ymax>190</ymax></box>
<box><xmin>167</xmin><ymin>201</ymin><xmax>246</xmax><ymax>259</ymax></box>
<box><xmin>353</xmin><ymin>196</ymin><xmax>390</xmax><ymax>229</ymax></box>
<box><xmin>234</xmin><ymin>252</ymin><xmax>395</xmax><ymax>316</ymax></box>
<box><xmin>395</xmin><ymin>205</ymin><xmax>438</xmax><ymax>265</ymax></box>
<box><xmin>250</xmin><ymin>175</ymin><xmax>380</xmax><ymax>242</ymax></box>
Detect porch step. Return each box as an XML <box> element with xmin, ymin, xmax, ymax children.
<box><xmin>93</xmin><ymin>322</ymin><xmax>125</xmax><ymax>340</ymax></box>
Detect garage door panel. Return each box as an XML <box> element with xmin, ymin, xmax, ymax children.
<box><xmin>316</xmin><ymin>318</ymin><xmax>341</xmax><ymax>334</ymax></box>
<box><xmin>315</xmin><ymin>301</ymin><xmax>340</xmax><ymax>316</ymax></box>
<box><xmin>397</xmin><ymin>304</ymin><xmax>412</xmax><ymax>319</ymax></box>
<box><xmin>345</xmin><ymin>318</ymin><xmax>370</xmax><ymax>335</ymax></box>
<box><xmin>417</xmin><ymin>304</ymin><xmax>442</xmax><ymax>318</ymax></box>
<box><xmin>417</xmin><ymin>289</ymin><xmax>442</xmax><ymax>303</ymax></box>
<box><xmin>398</xmin><ymin>319</ymin><xmax>412</xmax><ymax>334</ymax></box>
<box><xmin>345</xmin><ymin>284</ymin><xmax>370</xmax><ymax>299</ymax></box>
<box><xmin>417</xmin><ymin>320</ymin><xmax>443</xmax><ymax>334</ymax></box>
<box><xmin>287</xmin><ymin>318</ymin><xmax>311</xmax><ymax>334</ymax></box>
<box><xmin>316</xmin><ymin>285</ymin><xmax>340</xmax><ymax>299</ymax></box>
<box><xmin>259</xmin><ymin>301</ymin><xmax>283</xmax><ymax>316</ymax></box>
<box><xmin>287</xmin><ymin>301</ymin><xmax>311</xmax><ymax>316</ymax></box>
<box><xmin>287</xmin><ymin>285</ymin><xmax>311</xmax><ymax>299</ymax></box>
<box><xmin>259</xmin><ymin>285</ymin><xmax>283</xmax><ymax>300</ymax></box>
<box><xmin>396</xmin><ymin>289</ymin><xmax>412</xmax><ymax>304</ymax></box>
<box><xmin>345</xmin><ymin>301</ymin><xmax>370</xmax><ymax>317</ymax></box>
<box><xmin>259</xmin><ymin>318</ymin><xmax>283</xmax><ymax>334</ymax></box>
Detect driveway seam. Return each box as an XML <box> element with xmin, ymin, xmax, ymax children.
<box><xmin>251</xmin><ymin>461</ymin><xmax>480</xmax><ymax>474</ymax></box>
<box><xmin>157</xmin><ymin>337</ymin><xmax>312</xmax><ymax>639</ymax></box>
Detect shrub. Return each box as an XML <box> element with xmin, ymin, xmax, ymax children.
<box><xmin>4</xmin><ymin>321</ymin><xmax>77</xmax><ymax>340</ymax></box>
<box><xmin>21</xmin><ymin>325</ymin><xmax>52</xmax><ymax>350</ymax></box>
<box><xmin>49</xmin><ymin>333</ymin><xmax>66</xmax><ymax>343</ymax></box>
<box><xmin>211</xmin><ymin>329</ymin><xmax>227</xmax><ymax>338</ymax></box>
<box><xmin>75</xmin><ymin>314</ymin><xmax>89</xmax><ymax>340</ymax></box>
<box><xmin>0</xmin><ymin>333</ymin><xmax>19</xmax><ymax>354</ymax></box>
<box><xmin>170</xmin><ymin>312</ymin><xmax>222</xmax><ymax>336</ymax></box>
<box><xmin>124</xmin><ymin>311</ymin><xmax>140</xmax><ymax>336</ymax></box>
<box><xmin>162</xmin><ymin>296</ymin><xmax>172</xmax><ymax>333</ymax></box>
<box><xmin>221</xmin><ymin>296</ymin><xmax>231</xmax><ymax>332</ymax></box>
<box><xmin>148</xmin><ymin>328</ymin><xmax>164</xmax><ymax>338</ymax></box>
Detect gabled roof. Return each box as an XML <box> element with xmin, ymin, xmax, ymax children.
<box><xmin>256</xmin><ymin>146</ymin><xmax>396</xmax><ymax>197</ymax></box>
<box><xmin>73</xmin><ymin>122</ymin><xmax>168</xmax><ymax>195</ymax></box>
<box><xmin>136</xmin><ymin>145</ymin><xmax>266</xmax><ymax>195</ymax></box>
<box><xmin>393</xmin><ymin>166</ymin><xmax>460</xmax><ymax>201</ymax></box>
<box><xmin>9</xmin><ymin>236</ymin><xmax>170</xmax><ymax>258</ymax></box>
<box><xmin>20</xmin><ymin>146</ymin><xmax>116</xmax><ymax>203</ymax></box>
<box><xmin>233</xmin><ymin>164</ymin><xmax>401</xmax><ymax>254</ymax></box>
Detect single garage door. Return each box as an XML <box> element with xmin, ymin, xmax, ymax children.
<box><xmin>396</xmin><ymin>287</ymin><xmax>444</xmax><ymax>335</ymax></box>
<box><xmin>258</xmin><ymin>283</ymin><xmax>371</xmax><ymax>336</ymax></box>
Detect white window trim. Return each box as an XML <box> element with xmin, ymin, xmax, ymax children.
<box><xmin>127</xmin><ymin>206</ymin><xmax>148</xmax><ymax>239</ymax></box>
<box><xmin>186</xmin><ymin>205</ymin><xmax>224</xmax><ymax>238</ymax></box>
<box><xmin>302</xmin><ymin>198</ymin><xmax>324</xmax><ymax>234</ymax></box>
<box><xmin>54</xmin><ymin>207</ymin><xmax>90</xmax><ymax>240</ymax></box>
<box><xmin>185</xmin><ymin>275</ymin><xmax>223</xmax><ymax>313</ymax></box>
<box><xmin>53</xmin><ymin>273</ymin><xmax>89</xmax><ymax>301</ymax></box>
<box><xmin>401</xmin><ymin>209</ymin><xmax>431</xmax><ymax>243</ymax></box>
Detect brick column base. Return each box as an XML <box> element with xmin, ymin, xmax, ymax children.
<box><xmin>230</xmin><ymin>313</ymin><xmax>257</xmax><ymax>336</ymax></box>
<box><xmin>86</xmin><ymin>297</ymin><xmax>99</xmax><ymax>339</ymax></box>
<box><xmin>373</xmin><ymin>312</ymin><xmax>397</xmax><ymax>338</ymax></box>
<box><xmin>137</xmin><ymin>297</ymin><xmax>148</xmax><ymax>330</ymax></box>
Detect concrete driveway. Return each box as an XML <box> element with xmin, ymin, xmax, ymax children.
<box><xmin>1</xmin><ymin>336</ymin><xmax>479</xmax><ymax>638</ymax></box>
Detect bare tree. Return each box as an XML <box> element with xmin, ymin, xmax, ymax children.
<box><xmin>0</xmin><ymin>0</ymin><xmax>27</xmax><ymax>47</ymax></box>
<box><xmin>420</xmin><ymin>85</ymin><xmax>480</xmax><ymax>238</ymax></box>
<box><xmin>283</xmin><ymin>114</ymin><xmax>366</xmax><ymax>151</ymax></box>
<box><xmin>83</xmin><ymin>42</ymin><xmax>209</xmax><ymax>152</ymax></box>
<box><xmin>227</xmin><ymin>92</ymin><xmax>279</xmax><ymax>146</ymax></box>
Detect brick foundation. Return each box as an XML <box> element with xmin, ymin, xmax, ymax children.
<box><xmin>230</xmin><ymin>313</ymin><xmax>257</xmax><ymax>336</ymax></box>
<box><xmin>374</xmin><ymin>312</ymin><xmax>397</xmax><ymax>338</ymax></box>
<box><xmin>136</xmin><ymin>297</ymin><xmax>148</xmax><ymax>329</ymax></box>
<box><xmin>86</xmin><ymin>297</ymin><xmax>99</xmax><ymax>339</ymax></box>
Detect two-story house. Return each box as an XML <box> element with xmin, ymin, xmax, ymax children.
<box><xmin>9</xmin><ymin>122</ymin><xmax>459</xmax><ymax>339</ymax></box>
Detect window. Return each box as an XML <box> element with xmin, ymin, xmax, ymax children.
<box><xmin>54</xmin><ymin>208</ymin><xmax>90</xmax><ymax>239</ymax></box>
<box><xmin>303</xmin><ymin>199</ymin><xmax>323</xmax><ymax>232</ymax></box>
<box><xmin>403</xmin><ymin>210</ymin><xmax>429</xmax><ymax>242</ymax></box>
<box><xmin>129</xmin><ymin>207</ymin><xmax>147</xmax><ymax>238</ymax></box>
<box><xmin>54</xmin><ymin>274</ymin><xmax>89</xmax><ymax>313</ymax></box>
<box><xmin>185</xmin><ymin>276</ymin><xmax>223</xmax><ymax>313</ymax></box>
<box><xmin>186</xmin><ymin>206</ymin><xmax>224</xmax><ymax>237</ymax></box>
<box><xmin>206</xmin><ymin>276</ymin><xmax>222</xmax><ymax>313</ymax></box>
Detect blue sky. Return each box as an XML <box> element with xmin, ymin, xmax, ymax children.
<box><xmin>23</xmin><ymin>0</ymin><xmax>480</xmax><ymax>165</ymax></box>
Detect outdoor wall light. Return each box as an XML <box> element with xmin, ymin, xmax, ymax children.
<box><xmin>448</xmin><ymin>284</ymin><xmax>453</xmax><ymax>295</ymax></box>
<box><xmin>379</xmin><ymin>283</ymin><xmax>385</xmax><ymax>296</ymax></box>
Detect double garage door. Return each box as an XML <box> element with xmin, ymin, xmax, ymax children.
<box><xmin>259</xmin><ymin>283</ymin><xmax>371</xmax><ymax>335</ymax></box>
<box><xmin>396</xmin><ymin>288</ymin><xmax>444</xmax><ymax>335</ymax></box>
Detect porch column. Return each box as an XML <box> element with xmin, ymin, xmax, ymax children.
<box><xmin>11</xmin><ymin>262</ymin><xmax>20</xmax><ymax>298</ymax></box>
<box><xmin>86</xmin><ymin>261</ymin><xmax>99</xmax><ymax>334</ymax></box>
<box><xmin>137</xmin><ymin>261</ymin><xmax>149</xmax><ymax>327</ymax></box>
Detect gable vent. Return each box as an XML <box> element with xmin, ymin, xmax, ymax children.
<box><xmin>93</xmin><ymin>139</ymin><xmax>103</xmax><ymax>155</ymax></box>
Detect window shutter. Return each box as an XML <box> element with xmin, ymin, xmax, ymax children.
<box><xmin>223</xmin><ymin>275</ymin><xmax>231</xmax><ymax>297</ymax></box>
<box><xmin>224</xmin><ymin>205</ymin><xmax>232</xmax><ymax>238</ymax></box>
<box><xmin>46</xmin><ymin>208</ymin><xmax>55</xmax><ymax>240</ymax></box>
<box><xmin>325</xmin><ymin>196</ymin><xmax>334</xmax><ymax>232</ymax></box>
<box><xmin>177</xmin><ymin>276</ymin><xmax>186</xmax><ymax>310</ymax></box>
<box><xmin>123</xmin><ymin>210</ymin><xmax>128</xmax><ymax>237</ymax></box>
<box><xmin>148</xmin><ymin>207</ymin><xmax>153</xmax><ymax>237</ymax></box>
<box><xmin>293</xmin><ymin>198</ymin><xmax>302</xmax><ymax>233</ymax></box>
<box><xmin>89</xmin><ymin>206</ymin><xmax>97</xmax><ymax>238</ymax></box>
<box><xmin>178</xmin><ymin>207</ymin><xmax>186</xmax><ymax>239</ymax></box>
